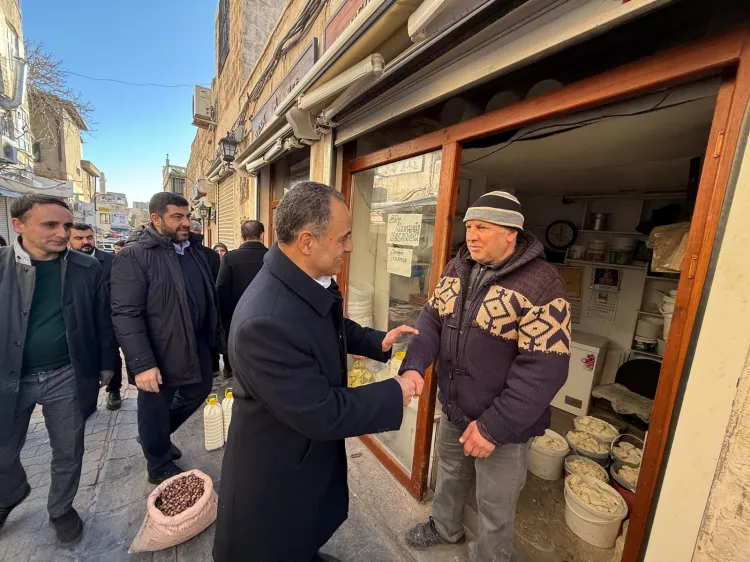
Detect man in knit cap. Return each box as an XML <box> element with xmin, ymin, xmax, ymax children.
<box><xmin>402</xmin><ymin>191</ymin><xmax>571</xmax><ymax>562</ymax></box>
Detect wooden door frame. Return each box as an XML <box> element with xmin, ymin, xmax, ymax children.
<box><xmin>340</xmin><ymin>26</ymin><xmax>750</xmax><ymax>560</ymax></box>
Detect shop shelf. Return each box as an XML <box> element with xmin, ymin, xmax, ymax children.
<box><xmin>564</xmin><ymin>259</ymin><xmax>647</xmax><ymax>271</ymax></box>
<box><xmin>630</xmin><ymin>348</ymin><xmax>664</xmax><ymax>360</ymax></box>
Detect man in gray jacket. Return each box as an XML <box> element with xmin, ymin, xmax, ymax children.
<box><xmin>0</xmin><ymin>194</ymin><xmax>118</xmax><ymax>544</ymax></box>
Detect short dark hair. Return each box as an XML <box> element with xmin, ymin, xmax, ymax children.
<box><xmin>274</xmin><ymin>182</ymin><xmax>345</xmax><ymax>245</ymax></box>
<box><xmin>149</xmin><ymin>192</ymin><xmax>189</xmax><ymax>217</ymax></box>
<box><xmin>10</xmin><ymin>194</ymin><xmax>70</xmax><ymax>221</ymax></box>
<box><xmin>113</xmin><ymin>239</ymin><xmax>126</xmax><ymax>247</ymax></box>
<box><xmin>241</xmin><ymin>220</ymin><xmax>264</xmax><ymax>241</ymax></box>
<box><xmin>213</xmin><ymin>242</ymin><xmax>228</xmax><ymax>252</ymax></box>
<box><xmin>72</xmin><ymin>222</ymin><xmax>93</xmax><ymax>232</ymax></box>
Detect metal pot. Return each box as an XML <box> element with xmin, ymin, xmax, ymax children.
<box><xmin>588</xmin><ymin>213</ymin><xmax>609</xmax><ymax>231</ymax></box>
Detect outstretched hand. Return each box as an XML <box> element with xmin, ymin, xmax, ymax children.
<box><xmin>382</xmin><ymin>325</ymin><xmax>419</xmax><ymax>352</ymax></box>
<box><xmin>394</xmin><ymin>370</ymin><xmax>424</xmax><ymax>407</ymax></box>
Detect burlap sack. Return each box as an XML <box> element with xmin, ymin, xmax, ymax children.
<box><xmin>128</xmin><ymin>469</ymin><xmax>218</xmax><ymax>553</ymax></box>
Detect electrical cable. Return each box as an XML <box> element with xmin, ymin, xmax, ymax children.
<box><xmin>461</xmin><ymin>91</ymin><xmax>690</xmax><ymax>167</ymax></box>
<box><xmin>66</xmin><ymin>71</ymin><xmax>210</xmax><ymax>89</ymax></box>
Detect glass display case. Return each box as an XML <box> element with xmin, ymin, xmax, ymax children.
<box><xmin>347</xmin><ymin>152</ymin><xmax>441</xmax><ymax>471</ymax></box>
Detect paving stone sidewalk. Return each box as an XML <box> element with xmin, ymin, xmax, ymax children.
<box><xmin>0</xmin><ymin>377</ymin><xmax>407</xmax><ymax>562</ymax></box>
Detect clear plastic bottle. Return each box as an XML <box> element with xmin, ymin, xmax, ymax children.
<box><xmin>204</xmin><ymin>394</ymin><xmax>224</xmax><ymax>451</ymax></box>
<box><xmin>222</xmin><ymin>388</ymin><xmax>234</xmax><ymax>442</ymax></box>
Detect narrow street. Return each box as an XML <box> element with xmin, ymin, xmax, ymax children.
<box><xmin>0</xmin><ymin>376</ymin><xmax>416</xmax><ymax>562</ymax></box>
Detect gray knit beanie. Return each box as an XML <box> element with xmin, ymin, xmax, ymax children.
<box><xmin>463</xmin><ymin>191</ymin><xmax>524</xmax><ymax>230</ymax></box>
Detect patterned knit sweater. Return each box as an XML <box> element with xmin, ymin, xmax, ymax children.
<box><xmin>399</xmin><ymin>233</ymin><xmax>572</xmax><ymax>446</ymax></box>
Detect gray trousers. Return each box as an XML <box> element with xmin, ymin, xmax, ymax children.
<box><xmin>432</xmin><ymin>415</ymin><xmax>531</xmax><ymax>562</ymax></box>
<box><xmin>0</xmin><ymin>364</ymin><xmax>84</xmax><ymax>518</ymax></box>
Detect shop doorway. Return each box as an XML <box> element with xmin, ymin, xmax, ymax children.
<box><xmin>341</xmin><ymin>27</ymin><xmax>750</xmax><ymax>561</ymax></box>
<box><xmin>447</xmin><ymin>79</ymin><xmax>719</xmax><ymax>561</ymax></box>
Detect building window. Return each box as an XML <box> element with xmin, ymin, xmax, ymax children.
<box><xmin>172</xmin><ymin>177</ymin><xmax>185</xmax><ymax>195</ymax></box>
<box><xmin>14</xmin><ymin>108</ymin><xmax>29</xmax><ymax>153</ymax></box>
<box><xmin>100</xmin><ymin>213</ymin><xmax>110</xmax><ymax>224</ymax></box>
<box><xmin>7</xmin><ymin>26</ymin><xmax>19</xmax><ymax>71</ymax></box>
<box><xmin>218</xmin><ymin>0</ymin><xmax>230</xmax><ymax>73</ymax></box>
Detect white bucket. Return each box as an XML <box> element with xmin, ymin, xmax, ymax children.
<box><xmin>528</xmin><ymin>430</ymin><xmax>569</xmax><ymax>480</ymax></box>
<box><xmin>661</xmin><ymin>293</ymin><xmax>676</xmax><ymax>314</ymax></box>
<box><xmin>564</xmin><ymin>476</ymin><xmax>628</xmax><ymax>548</ymax></box>
<box><xmin>635</xmin><ymin>317</ymin><xmax>663</xmax><ymax>340</ymax></box>
<box><xmin>660</xmin><ymin>308</ymin><xmax>674</xmax><ymax>341</ymax></box>
<box><xmin>349</xmin><ymin>281</ymin><xmax>374</xmax><ymax>304</ymax></box>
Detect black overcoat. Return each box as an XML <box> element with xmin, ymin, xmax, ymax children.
<box><xmin>213</xmin><ymin>244</ymin><xmax>403</xmax><ymax>562</ymax></box>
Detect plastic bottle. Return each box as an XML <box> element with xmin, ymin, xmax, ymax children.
<box><xmin>222</xmin><ymin>388</ymin><xmax>234</xmax><ymax>442</ymax></box>
<box><xmin>204</xmin><ymin>394</ymin><xmax>224</xmax><ymax>451</ymax></box>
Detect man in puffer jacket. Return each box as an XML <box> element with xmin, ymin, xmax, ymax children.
<box><xmin>402</xmin><ymin>191</ymin><xmax>571</xmax><ymax>562</ymax></box>
<box><xmin>111</xmin><ymin>193</ymin><xmax>221</xmax><ymax>485</ymax></box>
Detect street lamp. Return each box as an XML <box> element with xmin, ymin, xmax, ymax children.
<box><xmin>219</xmin><ymin>131</ymin><xmax>239</xmax><ymax>163</ymax></box>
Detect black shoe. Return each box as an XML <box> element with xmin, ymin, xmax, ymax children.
<box><xmin>212</xmin><ymin>370</ymin><xmax>221</xmax><ymax>378</ymax></box>
<box><xmin>50</xmin><ymin>508</ymin><xmax>83</xmax><ymax>545</ymax></box>
<box><xmin>0</xmin><ymin>483</ymin><xmax>31</xmax><ymax>530</ymax></box>
<box><xmin>136</xmin><ymin>437</ymin><xmax>182</xmax><ymax>460</ymax></box>
<box><xmin>106</xmin><ymin>390</ymin><xmax>122</xmax><ymax>411</ymax></box>
<box><xmin>405</xmin><ymin>517</ymin><xmax>464</xmax><ymax>550</ymax></box>
<box><xmin>148</xmin><ymin>463</ymin><xmax>184</xmax><ymax>485</ymax></box>
<box><xmin>222</xmin><ymin>369</ymin><xmax>232</xmax><ymax>379</ymax></box>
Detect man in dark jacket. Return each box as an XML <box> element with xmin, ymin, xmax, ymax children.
<box><xmin>215</xmin><ymin>219</ymin><xmax>267</xmax><ymax>376</ymax></box>
<box><xmin>0</xmin><ymin>195</ymin><xmax>118</xmax><ymax>544</ymax></box>
<box><xmin>213</xmin><ymin>182</ymin><xmax>422</xmax><ymax>562</ymax></box>
<box><xmin>190</xmin><ymin>220</ymin><xmax>220</xmax><ymax>280</ymax></box>
<box><xmin>403</xmin><ymin>192</ymin><xmax>571</xmax><ymax>562</ymax></box>
<box><xmin>68</xmin><ymin>222</ymin><xmax>123</xmax><ymax>411</ymax></box>
<box><xmin>111</xmin><ymin>193</ymin><xmax>221</xmax><ymax>484</ymax></box>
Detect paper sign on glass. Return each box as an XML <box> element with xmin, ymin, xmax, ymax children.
<box><xmin>387</xmin><ymin>247</ymin><xmax>414</xmax><ymax>277</ymax></box>
<box><xmin>386</xmin><ymin>214</ymin><xmax>422</xmax><ymax>247</ymax></box>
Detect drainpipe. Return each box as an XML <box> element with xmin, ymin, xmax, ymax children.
<box><xmin>0</xmin><ymin>59</ymin><xmax>27</xmax><ymax>110</ymax></box>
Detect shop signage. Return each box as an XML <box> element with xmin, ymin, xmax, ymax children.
<box><xmin>323</xmin><ymin>0</ymin><xmax>373</xmax><ymax>51</ymax></box>
<box><xmin>98</xmin><ymin>206</ymin><xmax>110</xmax><ymax>213</ymax></box>
<box><xmin>386</xmin><ymin>213</ymin><xmax>422</xmax><ymax>247</ymax></box>
<box><xmin>251</xmin><ymin>39</ymin><xmax>318</xmax><ymax>139</ymax></box>
<box><xmin>111</xmin><ymin>213</ymin><xmax>129</xmax><ymax>228</ymax></box>
<box><xmin>377</xmin><ymin>155</ymin><xmax>424</xmax><ymax>177</ymax></box>
<box><xmin>387</xmin><ymin>246</ymin><xmax>413</xmax><ymax>277</ymax></box>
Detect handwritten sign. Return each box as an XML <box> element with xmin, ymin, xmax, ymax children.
<box><xmin>251</xmin><ymin>39</ymin><xmax>318</xmax><ymax>139</ymax></box>
<box><xmin>387</xmin><ymin>214</ymin><xmax>422</xmax><ymax>247</ymax></box>
<box><xmin>324</xmin><ymin>0</ymin><xmax>372</xmax><ymax>51</ymax></box>
<box><xmin>387</xmin><ymin>247</ymin><xmax>413</xmax><ymax>277</ymax></box>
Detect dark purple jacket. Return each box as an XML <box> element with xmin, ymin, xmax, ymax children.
<box><xmin>400</xmin><ymin>233</ymin><xmax>571</xmax><ymax>445</ymax></box>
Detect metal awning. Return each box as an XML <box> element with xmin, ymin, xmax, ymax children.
<box><xmin>333</xmin><ymin>0</ymin><xmax>675</xmax><ymax>145</ymax></box>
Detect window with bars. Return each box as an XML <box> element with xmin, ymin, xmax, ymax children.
<box><xmin>15</xmin><ymin>108</ymin><xmax>29</xmax><ymax>153</ymax></box>
<box><xmin>218</xmin><ymin>0</ymin><xmax>230</xmax><ymax>74</ymax></box>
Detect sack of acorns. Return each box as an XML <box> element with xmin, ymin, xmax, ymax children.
<box><xmin>128</xmin><ymin>469</ymin><xmax>218</xmax><ymax>553</ymax></box>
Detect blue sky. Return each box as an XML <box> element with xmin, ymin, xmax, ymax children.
<box><xmin>22</xmin><ymin>0</ymin><xmax>216</xmax><ymax>205</ymax></box>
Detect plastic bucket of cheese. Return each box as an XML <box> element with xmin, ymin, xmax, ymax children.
<box><xmin>528</xmin><ymin>430</ymin><xmax>569</xmax><ymax>480</ymax></box>
<box><xmin>564</xmin><ymin>475</ymin><xmax>628</xmax><ymax>548</ymax></box>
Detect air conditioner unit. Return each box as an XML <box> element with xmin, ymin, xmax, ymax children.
<box><xmin>193</xmin><ymin>86</ymin><xmax>215</xmax><ymax>129</ymax></box>
<box><xmin>1</xmin><ymin>135</ymin><xmax>18</xmax><ymax>164</ymax></box>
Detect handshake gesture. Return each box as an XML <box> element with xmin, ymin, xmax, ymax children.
<box><xmin>394</xmin><ymin>370</ymin><xmax>424</xmax><ymax>407</ymax></box>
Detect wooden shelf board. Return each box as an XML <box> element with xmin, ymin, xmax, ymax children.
<box><xmin>565</xmin><ymin>259</ymin><xmax>647</xmax><ymax>271</ymax></box>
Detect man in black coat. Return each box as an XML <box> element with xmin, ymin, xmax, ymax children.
<box><xmin>68</xmin><ymin>222</ymin><xmax>123</xmax><ymax>411</ymax></box>
<box><xmin>213</xmin><ymin>182</ymin><xmax>424</xmax><ymax>562</ymax></box>
<box><xmin>0</xmin><ymin>195</ymin><xmax>118</xmax><ymax>544</ymax></box>
<box><xmin>215</xmin><ymin>219</ymin><xmax>267</xmax><ymax>376</ymax></box>
<box><xmin>111</xmin><ymin>193</ymin><xmax>221</xmax><ymax>484</ymax></box>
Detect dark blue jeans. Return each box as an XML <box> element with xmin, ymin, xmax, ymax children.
<box><xmin>137</xmin><ymin>339</ymin><xmax>213</xmax><ymax>476</ymax></box>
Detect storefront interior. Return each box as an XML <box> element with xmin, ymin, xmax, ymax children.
<box><xmin>345</xmin><ymin>75</ymin><xmax>719</xmax><ymax>561</ymax></box>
